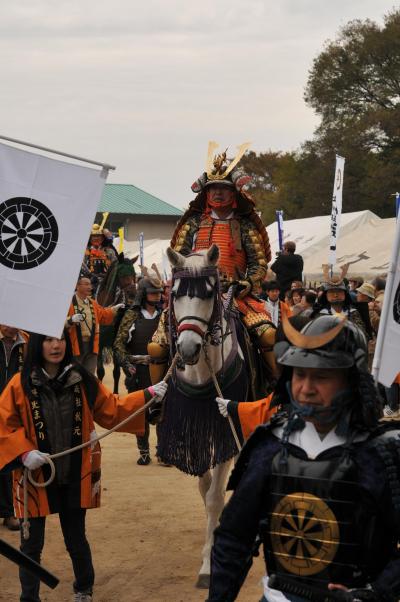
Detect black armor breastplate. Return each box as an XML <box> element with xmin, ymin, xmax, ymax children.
<box><xmin>263</xmin><ymin>446</ymin><xmax>372</xmax><ymax>589</ymax></box>
<box><xmin>127</xmin><ymin>315</ymin><xmax>160</xmax><ymax>389</ymax></box>
<box><xmin>127</xmin><ymin>315</ymin><xmax>160</xmax><ymax>356</ymax></box>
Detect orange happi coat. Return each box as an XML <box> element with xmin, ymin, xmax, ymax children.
<box><xmin>279</xmin><ymin>300</ymin><xmax>292</xmax><ymax>321</ymax></box>
<box><xmin>238</xmin><ymin>393</ymin><xmax>277</xmax><ymax>440</ymax></box>
<box><xmin>67</xmin><ymin>299</ymin><xmax>115</xmax><ymax>355</ymax></box>
<box><xmin>0</xmin><ymin>373</ymin><xmax>145</xmax><ymax>518</ymax></box>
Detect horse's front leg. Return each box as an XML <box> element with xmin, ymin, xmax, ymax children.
<box><xmin>196</xmin><ymin>459</ymin><xmax>232</xmax><ymax>589</ymax></box>
<box><xmin>198</xmin><ymin>470</ymin><xmax>212</xmax><ymax>506</ymax></box>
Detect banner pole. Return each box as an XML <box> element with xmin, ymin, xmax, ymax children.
<box><xmin>276</xmin><ymin>210</ymin><xmax>284</xmax><ymax>251</ymax></box>
<box><xmin>391</xmin><ymin>192</ymin><xmax>400</xmax><ymax>218</ymax></box>
<box><xmin>0</xmin><ymin>134</ymin><xmax>116</xmax><ymax>171</ymax></box>
<box><xmin>371</xmin><ymin>214</ymin><xmax>400</xmax><ymax>383</ymax></box>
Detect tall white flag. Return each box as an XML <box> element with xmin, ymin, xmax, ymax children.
<box><xmin>328</xmin><ymin>155</ymin><xmax>345</xmax><ymax>266</ymax></box>
<box><xmin>0</xmin><ymin>142</ymin><xmax>108</xmax><ymax>337</ymax></box>
<box><xmin>372</xmin><ymin>215</ymin><xmax>400</xmax><ymax>386</ymax></box>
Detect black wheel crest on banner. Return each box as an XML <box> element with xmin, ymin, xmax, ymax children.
<box><xmin>0</xmin><ymin>197</ymin><xmax>58</xmax><ymax>270</ymax></box>
<box><xmin>394</xmin><ymin>281</ymin><xmax>400</xmax><ymax>324</ymax></box>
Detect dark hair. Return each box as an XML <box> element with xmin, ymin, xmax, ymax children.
<box><xmin>347</xmin><ymin>369</ymin><xmax>383</xmax><ymax>431</ymax></box>
<box><xmin>264</xmin><ymin>280</ymin><xmax>280</xmax><ymax>292</ymax></box>
<box><xmin>21</xmin><ymin>331</ymin><xmax>98</xmax><ymax>406</ymax></box>
<box><xmin>372</xmin><ymin>276</ymin><xmax>386</xmax><ymax>292</ymax></box>
<box><xmin>284</xmin><ymin>241</ymin><xmax>296</xmax><ymax>253</ymax></box>
<box><xmin>304</xmin><ymin>291</ymin><xmax>317</xmax><ymax>305</ymax></box>
<box><xmin>349</xmin><ymin>276</ymin><xmax>364</xmax><ymax>286</ymax></box>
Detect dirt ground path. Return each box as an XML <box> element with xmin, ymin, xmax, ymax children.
<box><xmin>0</xmin><ymin>367</ymin><xmax>265</xmax><ymax>602</ymax></box>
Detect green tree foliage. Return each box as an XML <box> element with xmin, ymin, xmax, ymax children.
<box><xmin>246</xmin><ymin>10</ymin><xmax>400</xmax><ymax>224</ymax></box>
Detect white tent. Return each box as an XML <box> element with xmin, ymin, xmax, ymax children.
<box><xmin>266</xmin><ymin>210</ymin><xmax>396</xmax><ymax>281</ymax></box>
<box><xmin>114</xmin><ymin>210</ymin><xmax>396</xmax><ymax>282</ymax></box>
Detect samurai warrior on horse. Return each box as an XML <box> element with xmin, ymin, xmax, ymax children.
<box><xmin>147</xmin><ymin>142</ymin><xmax>276</xmax><ymax>586</ymax></box>
<box><xmin>149</xmin><ymin>141</ymin><xmax>276</xmax><ymax>386</ymax></box>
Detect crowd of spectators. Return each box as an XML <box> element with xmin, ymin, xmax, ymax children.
<box><xmin>258</xmin><ymin>240</ymin><xmax>398</xmax><ymax>416</ymax></box>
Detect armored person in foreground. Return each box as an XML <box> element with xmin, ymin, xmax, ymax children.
<box><xmin>150</xmin><ymin>142</ymin><xmax>276</xmax><ymax>381</ymax></box>
<box><xmin>207</xmin><ymin>314</ymin><xmax>400</xmax><ymax>602</ymax></box>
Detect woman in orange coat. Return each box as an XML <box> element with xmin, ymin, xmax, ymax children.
<box><xmin>0</xmin><ymin>332</ymin><xmax>166</xmax><ymax>602</ymax></box>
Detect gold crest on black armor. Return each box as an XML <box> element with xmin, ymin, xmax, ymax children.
<box><xmin>270</xmin><ymin>492</ymin><xmax>340</xmax><ymax>576</ymax></box>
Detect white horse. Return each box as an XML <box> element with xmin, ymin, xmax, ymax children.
<box><xmin>158</xmin><ymin>244</ymin><xmax>249</xmax><ymax>588</ymax></box>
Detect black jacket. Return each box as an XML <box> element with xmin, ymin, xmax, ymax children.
<box><xmin>270</xmin><ymin>253</ymin><xmax>303</xmax><ymax>292</ymax></box>
<box><xmin>207</xmin><ymin>419</ymin><xmax>400</xmax><ymax>602</ymax></box>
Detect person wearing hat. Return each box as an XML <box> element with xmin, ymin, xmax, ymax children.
<box><xmin>83</xmin><ymin>217</ymin><xmax>118</xmax><ymax>282</ymax></box>
<box><xmin>355</xmin><ymin>282</ymin><xmax>375</xmax><ymax>303</ymax></box>
<box><xmin>311</xmin><ymin>265</ymin><xmax>366</xmax><ymax>336</ymax></box>
<box><xmin>207</xmin><ymin>314</ymin><xmax>400</xmax><ymax>602</ymax></box>
<box><xmin>149</xmin><ymin>142</ymin><xmax>277</xmax><ymax>383</ymax></box>
<box><xmin>114</xmin><ymin>275</ymin><xmax>163</xmax><ymax>465</ymax></box>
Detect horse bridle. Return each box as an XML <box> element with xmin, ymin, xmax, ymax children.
<box><xmin>176</xmin><ymin>316</ymin><xmax>210</xmax><ymax>338</ymax></box>
<box><xmin>168</xmin><ymin>263</ymin><xmax>242</xmax><ymax>450</ymax></box>
<box><xmin>169</xmin><ymin>265</ymin><xmax>222</xmax><ymax>345</ymax></box>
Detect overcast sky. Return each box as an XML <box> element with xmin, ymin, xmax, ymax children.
<box><xmin>0</xmin><ymin>1</ymin><xmax>396</xmax><ymax>210</ymax></box>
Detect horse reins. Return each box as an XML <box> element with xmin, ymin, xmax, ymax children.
<box><xmin>202</xmin><ymin>344</ymin><xmax>242</xmax><ymax>453</ymax></box>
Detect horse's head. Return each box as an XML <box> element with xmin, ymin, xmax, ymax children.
<box><xmin>167</xmin><ymin>244</ymin><xmax>220</xmax><ymax>365</ymax></box>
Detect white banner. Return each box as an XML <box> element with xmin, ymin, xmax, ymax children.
<box><xmin>372</xmin><ymin>215</ymin><xmax>400</xmax><ymax>386</ymax></box>
<box><xmin>139</xmin><ymin>231</ymin><xmax>144</xmax><ymax>266</ymax></box>
<box><xmin>162</xmin><ymin>249</ymin><xmax>171</xmax><ymax>281</ymax></box>
<box><xmin>328</xmin><ymin>155</ymin><xmax>345</xmax><ymax>266</ymax></box>
<box><xmin>0</xmin><ymin>142</ymin><xmax>108</xmax><ymax>337</ymax></box>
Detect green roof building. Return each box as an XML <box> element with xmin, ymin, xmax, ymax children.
<box><xmin>96</xmin><ymin>183</ymin><xmax>183</xmax><ymax>242</ymax></box>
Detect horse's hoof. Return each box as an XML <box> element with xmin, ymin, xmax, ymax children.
<box><xmin>195</xmin><ymin>574</ymin><xmax>210</xmax><ymax>589</ymax></box>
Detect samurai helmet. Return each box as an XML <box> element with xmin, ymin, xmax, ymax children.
<box><xmin>90</xmin><ymin>212</ymin><xmax>109</xmax><ymax>237</ymax></box>
<box><xmin>133</xmin><ymin>271</ymin><xmax>163</xmax><ymax>307</ymax></box>
<box><xmin>191</xmin><ymin>141</ymin><xmax>253</xmax><ymax>194</ymax></box>
<box><xmin>321</xmin><ymin>263</ymin><xmax>350</xmax><ymax>292</ymax></box>
<box><xmin>275</xmin><ymin>313</ymin><xmax>367</xmax><ymax>371</ymax></box>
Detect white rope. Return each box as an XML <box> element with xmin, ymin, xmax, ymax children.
<box><xmin>203</xmin><ymin>345</ymin><xmax>242</xmax><ymax>453</ymax></box>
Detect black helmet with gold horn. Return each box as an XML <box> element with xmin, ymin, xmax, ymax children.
<box><xmin>275</xmin><ymin>314</ymin><xmax>368</xmax><ymax>372</ymax></box>
<box><xmin>273</xmin><ymin>313</ymin><xmax>381</xmax><ymax>432</ymax></box>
